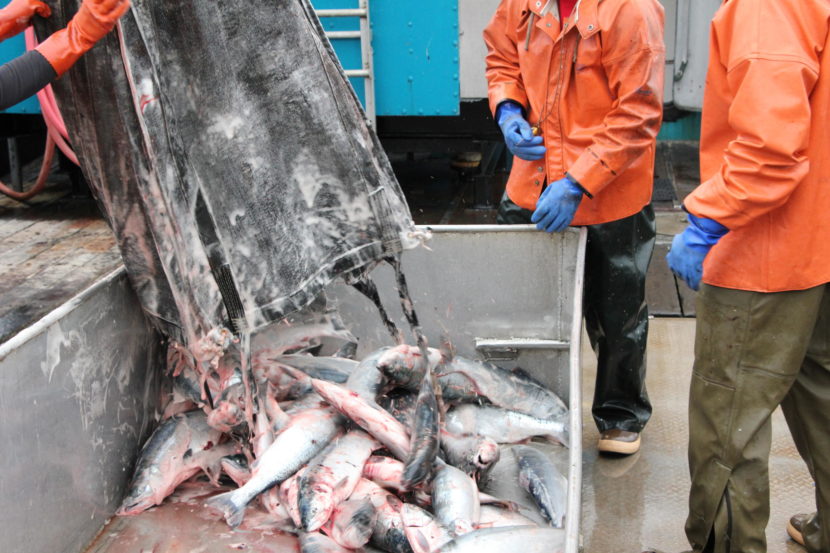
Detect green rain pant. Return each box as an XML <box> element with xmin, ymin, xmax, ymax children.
<box><xmin>686</xmin><ymin>283</ymin><xmax>830</xmax><ymax>553</ymax></box>
<box><xmin>497</xmin><ymin>193</ymin><xmax>655</xmax><ymax>432</ymax></box>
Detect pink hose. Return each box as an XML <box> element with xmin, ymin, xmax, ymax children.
<box><xmin>0</xmin><ymin>28</ymin><xmax>80</xmax><ymax>201</ymax></box>
<box><xmin>24</xmin><ymin>27</ymin><xmax>79</xmax><ymax>165</ymax></box>
<box><xmin>0</xmin><ymin>133</ymin><xmax>55</xmax><ymax>201</ymax></box>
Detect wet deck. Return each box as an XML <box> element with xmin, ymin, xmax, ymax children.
<box><xmin>0</xmin><ymin>187</ymin><xmax>121</xmax><ymax>343</ymax></box>
<box><xmin>581</xmin><ymin>318</ymin><xmax>812</xmax><ymax>553</ymax></box>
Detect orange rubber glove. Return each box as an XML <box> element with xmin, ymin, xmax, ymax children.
<box><xmin>36</xmin><ymin>0</ymin><xmax>130</xmax><ymax>77</ymax></box>
<box><xmin>0</xmin><ymin>0</ymin><xmax>51</xmax><ymax>42</ymax></box>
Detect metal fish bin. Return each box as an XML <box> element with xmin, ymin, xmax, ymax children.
<box><xmin>0</xmin><ymin>225</ymin><xmax>586</xmax><ymax>553</ymax></box>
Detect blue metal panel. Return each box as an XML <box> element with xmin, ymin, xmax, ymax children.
<box><xmin>657</xmin><ymin>112</ymin><xmax>701</xmax><ymax>141</ymax></box>
<box><xmin>312</xmin><ymin>0</ymin><xmax>460</xmax><ymax>116</ymax></box>
<box><xmin>371</xmin><ymin>1</ymin><xmax>459</xmax><ymax>116</ymax></box>
<box><xmin>0</xmin><ymin>34</ymin><xmax>41</xmax><ymax>114</ymax></box>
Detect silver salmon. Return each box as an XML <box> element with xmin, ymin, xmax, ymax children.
<box><xmin>345</xmin><ymin>347</ymin><xmax>390</xmax><ymax>404</ymax></box>
<box><xmin>118</xmin><ymin>410</ymin><xmax>236</xmax><ymax>515</ymax></box>
<box><xmin>439</xmin><ymin>431</ymin><xmax>500</xmax><ymax>483</ymax></box>
<box><xmin>402</xmin><ymin>373</ymin><xmax>440</xmax><ymax>489</ymax></box>
<box><xmin>512</xmin><ymin>446</ymin><xmax>568</xmax><ymax>528</ymax></box>
<box><xmin>205</xmin><ymin>405</ymin><xmax>344</xmax><ymax>527</ymax></box>
<box><xmin>432</xmin><ymin>462</ymin><xmax>480</xmax><ymax>536</ymax></box>
<box><xmin>436</xmin><ymin>527</ymin><xmax>566</xmax><ymax>553</ymax></box>
<box><xmin>299</xmin><ymin>430</ymin><xmax>381</xmax><ymax>531</ymax></box>
<box><xmin>323</xmin><ymin>496</ymin><xmax>378</xmax><ymax>549</ymax></box>
<box><xmin>351</xmin><ymin>479</ymin><xmax>414</xmax><ymax>553</ymax></box>
<box><xmin>300</xmin><ymin>531</ymin><xmax>353</xmax><ymax>553</ymax></box>
<box><xmin>401</xmin><ymin>503</ymin><xmax>455</xmax><ymax>553</ymax></box>
<box><xmin>444</xmin><ymin>405</ymin><xmax>569</xmax><ymax>447</ymax></box>
<box><xmin>477</xmin><ymin>505</ymin><xmax>538</xmax><ymax>529</ymax></box>
<box><xmin>311</xmin><ymin>377</ymin><xmax>411</xmax><ymax>460</ymax></box>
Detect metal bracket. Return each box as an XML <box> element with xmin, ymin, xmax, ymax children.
<box><xmin>475</xmin><ymin>337</ymin><xmax>570</xmax><ymax>361</ymax></box>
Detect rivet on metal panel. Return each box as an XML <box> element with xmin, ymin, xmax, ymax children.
<box><xmin>453</xmin><ymin>74</ymin><xmax>458</xmax><ymax>80</ymax></box>
<box><xmin>407</xmin><ymin>75</ymin><xmax>414</xmax><ymax>82</ymax></box>
<box><xmin>588</xmin><ymin>24</ymin><xmax>594</xmax><ymax>30</ymax></box>
<box><xmin>536</xmin><ymin>1</ymin><xmax>541</xmax><ymax>6</ymax></box>
<box><xmin>407</xmin><ymin>21</ymin><xmax>413</xmax><ymax>27</ymax></box>
<box><xmin>546</xmin><ymin>22</ymin><xmax>552</xmax><ymax>27</ymax></box>
<box><xmin>535</xmin><ymin>180</ymin><xmax>541</xmax><ymax>185</ymax></box>
<box><xmin>538</xmin><ymin>166</ymin><xmax>544</xmax><ymax>172</ymax></box>
<box><xmin>409</xmin><ymin>48</ymin><xmax>414</xmax><ymax>55</ymax></box>
<box><xmin>418</xmin><ymin>109</ymin><xmax>424</xmax><ymax>114</ymax></box>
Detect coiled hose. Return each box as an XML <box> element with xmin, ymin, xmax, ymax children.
<box><xmin>0</xmin><ymin>27</ymin><xmax>79</xmax><ymax>201</ymax></box>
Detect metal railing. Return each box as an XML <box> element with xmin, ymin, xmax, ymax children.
<box><xmin>316</xmin><ymin>0</ymin><xmax>376</xmax><ymax>126</ymax></box>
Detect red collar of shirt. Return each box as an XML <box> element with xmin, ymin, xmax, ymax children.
<box><xmin>558</xmin><ymin>0</ymin><xmax>577</xmax><ymax>19</ymax></box>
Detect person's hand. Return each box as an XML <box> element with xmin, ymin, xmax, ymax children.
<box><xmin>530</xmin><ymin>176</ymin><xmax>583</xmax><ymax>232</ymax></box>
<box><xmin>36</xmin><ymin>0</ymin><xmax>131</xmax><ymax>76</ymax></box>
<box><xmin>0</xmin><ymin>0</ymin><xmax>51</xmax><ymax>42</ymax></box>
<box><xmin>666</xmin><ymin>213</ymin><xmax>728</xmax><ymax>291</ymax></box>
<box><xmin>496</xmin><ymin>101</ymin><xmax>546</xmax><ymax>161</ymax></box>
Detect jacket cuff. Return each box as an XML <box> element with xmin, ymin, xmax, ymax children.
<box><xmin>565</xmin><ymin>173</ymin><xmax>592</xmax><ymax>199</ymax></box>
<box><xmin>683</xmin><ymin>172</ymin><xmax>751</xmax><ymax>230</ymax></box>
<box><xmin>488</xmin><ymin>83</ymin><xmax>528</xmax><ymax>116</ymax></box>
<box><xmin>566</xmin><ymin>148</ymin><xmax>617</xmax><ymax>197</ymax></box>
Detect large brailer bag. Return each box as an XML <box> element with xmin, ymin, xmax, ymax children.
<box><xmin>37</xmin><ymin>0</ymin><xmax>419</xmax><ymax>347</ymax></box>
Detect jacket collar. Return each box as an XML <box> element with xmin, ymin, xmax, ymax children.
<box><xmin>526</xmin><ymin>0</ymin><xmax>602</xmax><ymax>38</ymax></box>
<box><xmin>574</xmin><ymin>0</ymin><xmax>602</xmax><ymax>39</ymax></box>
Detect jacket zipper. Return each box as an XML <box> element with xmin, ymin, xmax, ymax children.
<box><xmin>551</xmin><ymin>24</ymin><xmax>569</xmax><ymax>180</ymax></box>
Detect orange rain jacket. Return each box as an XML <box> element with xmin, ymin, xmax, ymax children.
<box><xmin>484</xmin><ymin>0</ymin><xmax>665</xmax><ymax>225</ymax></box>
<box><xmin>684</xmin><ymin>0</ymin><xmax>830</xmax><ymax>292</ymax></box>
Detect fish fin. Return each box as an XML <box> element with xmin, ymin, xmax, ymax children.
<box><xmin>544</xmin><ymin>430</ymin><xmax>570</xmax><ymax>448</ymax></box>
<box><xmin>201</xmin><ymin>461</ymin><xmax>223</xmax><ymax>486</ymax></box>
<box><xmin>205</xmin><ymin>490</ymin><xmax>247</xmax><ymax>528</ymax></box>
<box><xmin>438</xmin><ymin>331</ymin><xmax>455</xmax><ymax>362</ymax></box>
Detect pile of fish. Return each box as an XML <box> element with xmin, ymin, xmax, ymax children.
<box><xmin>117</xmin><ymin>321</ymin><xmax>571</xmax><ymax>553</ymax></box>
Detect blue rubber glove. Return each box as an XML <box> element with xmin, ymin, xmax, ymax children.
<box><xmin>530</xmin><ymin>176</ymin><xmax>583</xmax><ymax>233</ymax></box>
<box><xmin>496</xmin><ymin>101</ymin><xmax>546</xmax><ymax>161</ymax></box>
<box><xmin>666</xmin><ymin>213</ymin><xmax>729</xmax><ymax>291</ymax></box>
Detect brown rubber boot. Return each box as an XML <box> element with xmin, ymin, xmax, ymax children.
<box><xmin>597</xmin><ymin>429</ymin><xmax>641</xmax><ymax>455</ymax></box>
<box><xmin>787</xmin><ymin>513</ymin><xmax>810</xmax><ymax>547</ymax></box>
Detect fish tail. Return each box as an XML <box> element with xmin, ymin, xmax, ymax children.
<box><xmin>205</xmin><ymin>490</ymin><xmax>248</xmax><ymax>528</ymax></box>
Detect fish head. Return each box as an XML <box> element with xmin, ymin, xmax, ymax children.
<box><xmin>299</xmin><ymin>484</ymin><xmax>334</xmax><ymax>531</ymax></box>
<box><xmin>115</xmin><ymin>482</ymin><xmax>156</xmax><ymax>516</ymax></box>
<box><xmin>207</xmin><ymin>401</ymin><xmax>244</xmax><ymax>432</ymax></box>
<box><xmin>401</xmin><ymin>504</ymin><xmax>453</xmax><ymax>553</ymax></box>
<box><xmin>332</xmin><ymin>498</ymin><xmax>377</xmax><ymax>549</ymax></box>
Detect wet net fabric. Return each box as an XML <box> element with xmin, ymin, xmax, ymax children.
<box><xmin>37</xmin><ymin>0</ymin><xmax>418</xmax><ymax>346</ymax></box>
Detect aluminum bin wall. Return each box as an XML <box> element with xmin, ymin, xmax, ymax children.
<box><xmin>328</xmin><ymin>225</ymin><xmax>586</xmax><ymax>553</ymax></box>
<box><xmin>0</xmin><ymin>270</ymin><xmax>164</xmax><ymax>553</ymax></box>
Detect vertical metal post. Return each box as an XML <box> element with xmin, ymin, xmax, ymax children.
<box><xmin>358</xmin><ymin>0</ymin><xmax>376</xmax><ymax>127</ymax></box>
<box><xmin>7</xmin><ymin>137</ymin><xmax>22</xmax><ymax>192</ymax></box>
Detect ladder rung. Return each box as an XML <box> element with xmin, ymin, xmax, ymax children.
<box><xmin>326</xmin><ymin>30</ymin><xmax>361</xmax><ymax>39</ymax></box>
<box><xmin>344</xmin><ymin>69</ymin><xmax>371</xmax><ymax>78</ymax></box>
<box><xmin>316</xmin><ymin>9</ymin><xmax>367</xmax><ymax>17</ymax></box>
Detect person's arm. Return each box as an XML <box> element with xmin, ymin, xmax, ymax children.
<box><xmin>566</xmin><ymin>1</ymin><xmax>665</xmax><ymax>197</ymax></box>
<box><xmin>0</xmin><ymin>49</ymin><xmax>55</xmax><ymax>110</ymax></box>
<box><xmin>684</xmin><ymin>58</ymin><xmax>818</xmax><ymax>229</ymax></box>
<box><xmin>36</xmin><ymin>0</ymin><xmax>130</xmax><ymax>77</ymax></box>
<box><xmin>0</xmin><ymin>0</ymin><xmax>50</xmax><ymax>42</ymax></box>
<box><xmin>483</xmin><ymin>2</ymin><xmax>529</xmax><ymax>115</ymax></box>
